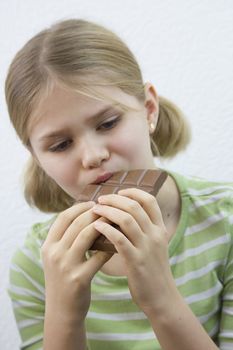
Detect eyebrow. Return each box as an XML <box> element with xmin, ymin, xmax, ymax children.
<box><xmin>38</xmin><ymin>104</ymin><xmax>120</xmax><ymax>142</ymax></box>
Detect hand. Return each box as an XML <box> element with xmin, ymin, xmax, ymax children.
<box><xmin>41</xmin><ymin>202</ymin><xmax>113</xmax><ymax>322</ymax></box>
<box><xmin>92</xmin><ymin>188</ymin><xmax>177</xmax><ymax>314</ymax></box>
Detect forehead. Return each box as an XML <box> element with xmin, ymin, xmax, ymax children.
<box><xmin>28</xmin><ymin>84</ymin><xmax>143</xmax><ymax>134</ymax></box>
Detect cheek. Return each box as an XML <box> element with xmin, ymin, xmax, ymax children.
<box><xmin>38</xmin><ymin>157</ymin><xmax>76</xmax><ymax>185</ymax></box>
<box><xmin>111</xmin><ymin>128</ymin><xmax>144</xmax><ymax>161</ymax></box>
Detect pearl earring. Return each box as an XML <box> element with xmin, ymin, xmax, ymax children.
<box><xmin>149</xmin><ymin>123</ymin><xmax>155</xmax><ymax>133</ymax></box>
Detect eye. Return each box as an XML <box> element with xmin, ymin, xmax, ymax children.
<box><xmin>97</xmin><ymin>116</ymin><xmax>120</xmax><ymax>131</ymax></box>
<box><xmin>48</xmin><ymin>139</ymin><xmax>73</xmax><ymax>152</ymax></box>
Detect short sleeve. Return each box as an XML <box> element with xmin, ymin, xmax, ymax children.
<box><xmin>218</xmin><ymin>200</ymin><xmax>233</xmax><ymax>350</ymax></box>
<box><xmin>8</xmin><ymin>222</ymin><xmax>48</xmax><ymax>350</ymax></box>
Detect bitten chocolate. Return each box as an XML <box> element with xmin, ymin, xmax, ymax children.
<box><xmin>78</xmin><ymin>169</ymin><xmax>168</xmax><ymax>252</ymax></box>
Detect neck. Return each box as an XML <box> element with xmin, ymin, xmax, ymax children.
<box><xmin>157</xmin><ymin>174</ymin><xmax>181</xmax><ymax>237</ymax></box>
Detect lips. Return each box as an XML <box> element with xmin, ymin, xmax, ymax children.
<box><xmin>92</xmin><ymin>172</ymin><xmax>113</xmax><ymax>185</ymax></box>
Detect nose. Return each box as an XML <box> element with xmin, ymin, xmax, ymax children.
<box><xmin>80</xmin><ymin>136</ymin><xmax>109</xmax><ymax>169</ymax></box>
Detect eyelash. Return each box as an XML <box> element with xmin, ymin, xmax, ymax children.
<box><xmin>97</xmin><ymin>116</ymin><xmax>120</xmax><ymax>131</ymax></box>
<box><xmin>48</xmin><ymin>139</ymin><xmax>72</xmax><ymax>153</ymax></box>
<box><xmin>48</xmin><ymin>116</ymin><xmax>120</xmax><ymax>153</ymax></box>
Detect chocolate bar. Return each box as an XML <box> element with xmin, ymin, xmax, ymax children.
<box><xmin>78</xmin><ymin>169</ymin><xmax>167</xmax><ymax>252</ymax></box>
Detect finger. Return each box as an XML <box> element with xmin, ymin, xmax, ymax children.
<box><xmin>92</xmin><ymin>204</ymin><xmax>142</xmax><ymax>246</ymax></box>
<box><xmin>117</xmin><ymin>188</ymin><xmax>164</xmax><ymax>226</ymax></box>
<box><xmin>84</xmin><ymin>250</ymin><xmax>113</xmax><ymax>280</ymax></box>
<box><xmin>93</xmin><ymin>220</ymin><xmax>134</xmax><ymax>256</ymax></box>
<box><xmin>97</xmin><ymin>193</ymin><xmax>151</xmax><ymax>232</ymax></box>
<box><xmin>46</xmin><ymin>202</ymin><xmax>95</xmax><ymax>243</ymax></box>
<box><xmin>61</xmin><ymin>209</ymin><xmax>99</xmax><ymax>248</ymax></box>
<box><xmin>70</xmin><ymin>221</ymin><xmax>106</xmax><ymax>255</ymax></box>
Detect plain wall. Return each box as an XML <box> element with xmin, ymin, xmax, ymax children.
<box><xmin>0</xmin><ymin>0</ymin><xmax>233</xmax><ymax>348</ymax></box>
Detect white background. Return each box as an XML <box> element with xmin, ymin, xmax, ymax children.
<box><xmin>0</xmin><ymin>0</ymin><xmax>233</xmax><ymax>348</ymax></box>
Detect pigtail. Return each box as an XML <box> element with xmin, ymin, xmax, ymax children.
<box><xmin>151</xmin><ymin>96</ymin><xmax>191</xmax><ymax>158</ymax></box>
<box><xmin>24</xmin><ymin>157</ymin><xmax>74</xmax><ymax>212</ymax></box>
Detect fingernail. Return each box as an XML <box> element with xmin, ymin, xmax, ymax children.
<box><xmin>94</xmin><ymin>221</ymin><xmax>106</xmax><ymax>230</ymax></box>
<box><xmin>92</xmin><ymin>204</ymin><xmax>101</xmax><ymax>211</ymax></box>
<box><xmin>98</xmin><ymin>196</ymin><xmax>106</xmax><ymax>203</ymax></box>
<box><xmin>94</xmin><ymin>220</ymin><xmax>104</xmax><ymax>228</ymax></box>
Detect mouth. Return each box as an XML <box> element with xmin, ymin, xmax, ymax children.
<box><xmin>92</xmin><ymin>172</ymin><xmax>113</xmax><ymax>185</ymax></box>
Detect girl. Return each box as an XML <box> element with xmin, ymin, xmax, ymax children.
<box><xmin>5</xmin><ymin>19</ymin><xmax>233</xmax><ymax>350</ymax></box>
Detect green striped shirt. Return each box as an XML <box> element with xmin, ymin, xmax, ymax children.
<box><xmin>8</xmin><ymin>171</ymin><xmax>233</xmax><ymax>349</ymax></box>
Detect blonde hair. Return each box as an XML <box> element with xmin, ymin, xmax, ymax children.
<box><xmin>5</xmin><ymin>19</ymin><xmax>190</xmax><ymax>213</ymax></box>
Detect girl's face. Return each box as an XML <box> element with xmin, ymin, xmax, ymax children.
<box><xmin>29</xmin><ymin>84</ymin><xmax>157</xmax><ymax>201</ymax></box>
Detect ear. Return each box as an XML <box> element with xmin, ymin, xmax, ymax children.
<box><xmin>144</xmin><ymin>82</ymin><xmax>159</xmax><ymax>133</ymax></box>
